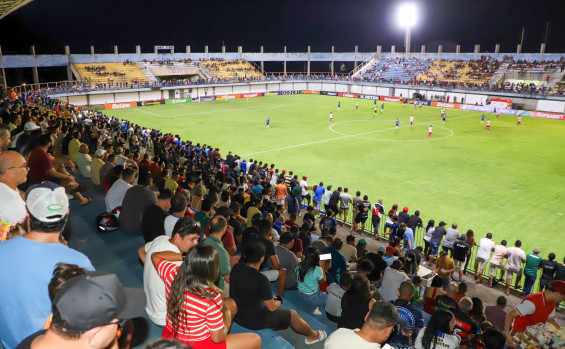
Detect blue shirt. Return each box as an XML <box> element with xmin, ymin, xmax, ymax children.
<box><xmin>403</xmin><ymin>228</ymin><xmax>415</xmax><ymax>249</ymax></box>
<box><xmin>314</xmin><ymin>186</ymin><xmax>325</xmax><ymax>201</ymax></box>
<box><xmin>388</xmin><ymin>299</ymin><xmax>424</xmax><ymax>347</ymax></box>
<box><xmin>252</xmin><ymin>185</ymin><xmax>263</xmax><ymax>195</ymax></box>
<box><xmin>240</xmin><ymin>161</ymin><xmax>247</xmax><ymax>174</ymax></box>
<box><xmin>0</xmin><ymin>237</ymin><xmax>94</xmax><ymax>349</ymax></box>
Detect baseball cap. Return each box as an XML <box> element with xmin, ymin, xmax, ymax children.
<box><xmin>302</xmin><ymin>175</ymin><xmax>307</xmax><ymax>180</ymax></box>
<box><xmin>403</xmin><ymin>207</ymin><xmax>409</xmax><ymax>212</ymax></box>
<box><xmin>377</xmin><ymin>246</ymin><xmax>386</xmax><ymax>254</ymax></box>
<box><xmin>460</xmin><ymin>234</ymin><xmax>467</xmax><ymax>240</ymax></box>
<box><xmin>550</xmin><ymin>280</ymin><xmax>565</xmax><ymax>295</ymax></box>
<box><xmin>385</xmin><ymin>246</ymin><xmax>395</xmax><ymax>255</ymax></box>
<box><xmin>54</xmin><ymin>272</ymin><xmax>145</xmax><ymax>332</ymax></box>
<box><xmin>358</xmin><ymin>239</ymin><xmax>367</xmax><ymax>245</ymax></box>
<box><xmin>25</xmin><ymin>182</ymin><xmax>69</xmax><ymax>222</ymax></box>
<box><xmin>439</xmin><ymin>221</ymin><xmax>446</xmax><ymax>226</ymax></box>
<box><xmin>24</xmin><ymin>121</ymin><xmax>40</xmax><ymax>131</ymax></box>
<box><xmin>94</xmin><ymin>149</ymin><xmax>106</xmax><ymax>157</ymax></box>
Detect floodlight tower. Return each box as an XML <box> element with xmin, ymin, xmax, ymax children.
<box><xmin>397</xmin><ymin>3</ymin><xmax>418</xmax><ymax>59</ymax></box>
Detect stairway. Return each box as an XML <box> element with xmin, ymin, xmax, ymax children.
<box><xmin>488</xmin><ymin>62</ymin><xmax>509</xmax><ymax>86</ymax></box>
<box><xmin>136</xmin><ymin>63</ymin><xmax>158</xmax><ymax>83</ymax></box>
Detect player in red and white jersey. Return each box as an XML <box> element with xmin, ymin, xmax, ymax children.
<box><xmin>441</xmin><ymin>108</ymin><xmax>445</xmax><ymax>116</ymax></box>
<box><xmin>410</xmin><ymin>115</ymin><xmax>414</xmax><ymax>126</ymax></box>
<box><xmin>355</xmin><ymin>101</ymin><xmax>359</xmax><ymax>110</ymax></box>
<box><xmin>329</xmin><ymin>112</ymin><xmax>333</xmax><ymax>123</ymax></box>
<box><xmin>428</xmin><ymin>125</ymin><xmax>433</xmax><ymax>139</ymax></box>
<box><xmin>517</xmin><ymin>116</ymin><xmax>522</xmax><ymax>126</ymax></box>
<box><xmin>485</xmin><ymin>119</ymin><xmax>491</xmax><ymax>132</ymax></box>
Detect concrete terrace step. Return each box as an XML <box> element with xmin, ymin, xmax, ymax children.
<box><xmin>230</xmin><ymin>323</ymin><xmax>294</xmax><ymax>349</ymax></box>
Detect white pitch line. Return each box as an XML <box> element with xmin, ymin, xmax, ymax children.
<box><xmin>242</xmin><ymin>112</ymin><xmax>481</xmax><ymax>156</ymax></box>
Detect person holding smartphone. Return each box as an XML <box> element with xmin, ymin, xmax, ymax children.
<box><xmin>296</xmin><ymin>247</ymin><xmax>330</xmax><ymax>310</ymax></box>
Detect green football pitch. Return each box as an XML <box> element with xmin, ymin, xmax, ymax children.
<box><xmin>106</xmin><ymin>94</ymin><xmax>565</xmax><ymax>256</ymax></box>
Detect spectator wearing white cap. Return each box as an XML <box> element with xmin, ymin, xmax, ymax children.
<box><xmin>90</xmin><ymin>149</ymin><xmax>106</xmax><ymax>186</ymax></box>
<box><xmin>0</xmin><ymin>182</ymin><xmax>94</xmax><ymax>349</ymax></box>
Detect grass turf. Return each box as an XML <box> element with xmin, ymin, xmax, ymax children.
<box><xmin>106</xmin><ymin>94</ymin><xmax>565</xmax><ymax>257</ymax></box>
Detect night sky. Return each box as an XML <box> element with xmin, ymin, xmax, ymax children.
<box><xmin>0</xmin><ymin>0</ymin><xmax>564</xmax><ymax>55</ymax></box>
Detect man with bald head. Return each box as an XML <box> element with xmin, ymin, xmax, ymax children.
<box><xmin>76</xmin><ymin>143</ymin><xmax>92</xmax><ymax>178</ymax></box>
<box><xmin>0</xmin><ymin>151</ymin><xmax>28</xmax><ymax>240</ymax></box>
<box><xmin>0</xmin><ymin>124</ymin><xmax>10</xmax><ymax>152</ymax></box>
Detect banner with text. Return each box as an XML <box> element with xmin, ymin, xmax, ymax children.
<box><xmin>359</xmin><ymin>94</ymin><xmax>379</xmax><ymax>100</ymax></box>
<box><xmin>303</xmin><ymin>90</ymin><xmax>320</xmax><ymax>95</ymax></box>
<box><xmin>432</xmin><ymin>101</ymin><xmax>462</xmax><ymax>109</ymax></box>
<box><xmin>137</xmin><ymin>100</ymin><xmax>165</xmax><ymax>107</ymax></box>
<box><xmin>380</xmin><ymin>96</ymin><xmax>400</xmax><ymax>103</ymax></box>
<box><xmin>338</xmin><ymin>92</ymin><xmax>359</xmax><ymax>98</ymax></box>
<box><xmin>280</xmin><ymin>90</ymin><xmax>303</xmax><ymax>95</ymax></box>
<box><xmin>105</xmin><ymin>102</ymin><xmax>137</xmax><ymax>110</ymax></box>
<box><xmin>264</xmin><ymin>92</ymin><xmax>280</xmax><ymax>96</ymax></box>
<box><xmin>165</xmin><ymin>98</ymin><xmax>191</xmax><ymax>104</ymax></box>
<box><xmin>529</xmin><ymin>111</ymin><xmax>565</xmax><ymax>120</ymax></box>
<box><xmin>490</xmin><ymin>98</ymin><xmax>513</xmax><ymax>109</ymax></box>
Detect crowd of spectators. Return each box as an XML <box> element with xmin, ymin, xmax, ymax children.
<box><xmin>1</xmin><ymin>86</ymin><xmax>564</xmax><ymax>348</ymax></box>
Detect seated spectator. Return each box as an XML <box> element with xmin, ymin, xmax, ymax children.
<box><xmin>319</xmin><ymin>208</ymin><xmax>337</xmax><ymax>231</ymax></box>
<box><xmin>323</xmin><ymin>237</ymin><xmax>347</xmax><ymax>284</ymax></box>
<box><xmin>90</xmin><ymin>149</ymin><xmax>106</xmax><ymax>186</ymax></box>
<box><xmin>356</xmin><ymin>259</ymin><xmax>375</xmax><ymax>279</ymax></box>
<box><xmin>202</xmin><ymin>216</ymin><xmax>231</xmax><ymax>290</ymax></box>
<box><xmin>105</xmin><ymin>168</ymin><xmax>135</xmax><ymax>212</ymax></box>
<box><xmin>164</xmin><ymin>194</ymin><xmax>188</xmax><ymax>237</ymax></box>
<box><xmin>0</xmin><ymin>151</ymin><xmax>28</xmax><ymax>241</ymax></box>
<box><xmin>312</xmin><ymin>234</ymin><xmax>331</xmax><ymax>254</ymax></box>
<box><xmin>379</xmin><ymin>260</ymin><xmax>410</xmax><ymax>301</ymax></box>
<box><xmin>76</xmin><ymin>143</ymin><xmax>92</xmax><ymax>178</ymax></box>
<box><xmin>17</xmin><ymin>271</ymin><xmax>145</xmax><ymax>349</ymax></box>
<box><xmin>326</xmin><ymin>300</ymin><xmax>399</xmax><ymax>348</ymax></box>
<box><xmin>451</xmin><ymin>297</ymin><xmax>478</xmax><ymax>347</ymax></box>
<box><xmin>435</xmin><ymin>283</ymin><xmax>458</xmax><ymax>312</ymax></box>
<box><xmin>469</xmin><ymin>297</ymin><xmax>486</xmax><ymax>324</ymax></box>
<box><xmin>152</xmin><ymin>244</ymin><xmax>260</xmax><ymax>348</ymax></box>
<box><xmin>230</xmin><ymin>242</ymin><xmax>326</xmax><ymax>345</ymax></box>
<box><xmin>423</xmin><ymin>275</ymin><xmax>446</xmax><ymax>315</ymax></box>
<box><xmin>138</xmin><ymin>217</ymin><xmax>200</xmax><ymax>327</ymax></box>
<box><xmin>67</xmin><ymin>131</ymin><xmax>81</xmax><ymax>164</ymax></box>
<box><xmin>142</xmin><ymin>189</ymin><xmax>173</xmax><ymax>243</ymax></box>
<box><xmin>340</xmin><ymin>235</ymin><xmax>357</xmax><ymax>263</ymax></box>
<box><xmin>99</xmin><ymin>154</ymin><xmax>116</xmax><ymax>188</ymax></box>
<box><xmin>414</xmin><ymin>309</ymin><xmax>460</xmax><ymax>349</ymax></box>
<box><xmin>325</xmin><ymin>271</ymin><xmax>352</xmax><ymax>324</ymax></box>
<box><xmin>296</xmin><ymin>246</ymin><xmax>328</xmax><ymax>310</ymax></box>
<box><xmin>403</xmin><ymin>252</ymin><xmax>419</xmax><ymax>281</ymax></box>
<box><xmin>405</xmin><ymin>246</ymin><xmax>424</xmax><ymax>266</ymax></box>
<box><xmin>275</xmin><ymin>232</ymin><xmax>299</xmax><ymax>290</ymax></box>
<box><xmin>454</xmin><ymin>282</ymin><xmax>467</xmax><ymax>303</ymax></box>
<box><xmin>339</xmin><ymin>274</ymin><xmax>376</xmax><ymax>329</ymax></box>
<box><xmin>387</xmin><ymin>281</ymin><xmax>424</xmax><ymax>348</ymax></box>
<box><xmin>206</xmin><ymin>206</ymin><xmax>237</xmax><ymax>257</ymax></box>
<box><xmin>0</xmin><ymin>182</ymin><xmax>94</xmax><ymax>349</ymax></box>
<box><xmin>194</xmin><ymin>196</ymin><xmax>214</xmax><ymax>229</ymax></box>
<box><xmin>484</xmin><ymin>296</ymin><xmax>507</xmax><ymax>331</ymax></box>
<box><xmin>119</xmin><ymin>172</ymin><xmax>157</xmax><ymax>235</ymax></box>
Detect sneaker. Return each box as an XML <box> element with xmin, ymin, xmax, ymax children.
<box><xmin>67</xmin><ymin>194</ymin><xmax>74</xmax><ymax>200</ymax></box>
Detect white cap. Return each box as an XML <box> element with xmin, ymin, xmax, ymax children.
<box><xmin>24</xmin><ymin>122</ymin><xmax>40</xmax><ymax>131</ymax></box>
<box><xmin>94</xmin><ymin>149</ymin><xmax>106</xmax><ymax>157</ymax></box>
<box><xmin>25</xmin><ymin>182</ymin><xmax>69</xmax><ymax>222</ymax></box>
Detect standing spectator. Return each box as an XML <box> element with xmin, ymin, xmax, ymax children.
<box><xmin>323</xmin><ymin>185</ymin><xmax>332</xmax><ymax>212</ymax></box>
<box><xmin>371</xmin><ymin>199</ymin><xmax>384</xmax><ymax>240</ymax></box>
<box><xmin>401</xmin><ymin>222</ymin><xmax>415</xmax><ymax>250</ymax></box>
<box><xmin>428</xmin><ymin>221</ymin><xmax>447</xmax><ymax>264</ymax></box>
<box><xmin>523</xmin><ymin>247</ymin><xmax>543</xmax><ymax>297</ymax></box>
<box><xmin>539</xmin><ymin>253</ymin><xmax>558</xmax><ymax>291</ymax></box>
<box><xmin>338</xmin><ymin>187</ymin><xmax>351</xmax><ymax>226</ymax></box>
<box><xmin>325</xmin><ymin>271</ymin><xmax>353</xmax><ymax>324</ymax></box>
<box><xmin>339</xmin><ymin>274</ymin><xmax>376</xmax><ymax>329</ymax></box>
<box><xmin>325</xmin><ymin>301</ymin><xmax>399</xmax><ymax>349</ymax></box>
<box><xmin>0</xmin><ymin>182</ymin><xmax>94</xmax><ymax>349</ymax></box>
<box><xmin>300</xmin><ymin>175</ymin><xmax>311</xmax><ymax>207</ymax></box>
<box><xmin>489</xmin><ymin>240</ymin><xmax>508</xmax><ymax>288</ymax></box>
<box><xmin>328</xmin><ymin>186</ymin><xmax>341</xmax><ymax>217</ymax></box>
<box><xmin>414</xmin><ymin>309</ymin><xmax>460</xmax><ymax>349</ymax></box>
<box><xmin>379</xmin><ymin>260</ymin><xmax>410</xmax><ymax>301</ymax></box>
<box><xmin>555</xmin><ymin>256</ymin><xmax>565</xmax><ymax>282</ymax></box>
<box><xmin>387</xmin><ymin>281</ymin><xmax>424</xmax><ymax>349</ymax></box>
<box><xmin>351</xmin><ymin>195</ymin><xmax>370</xmax><ymax>235</ymax></box>
<box><xmin>295</xmin><ymin>246</ymin><xmax>328</xmax><ymax>310</ymax></box>
<box><xmin>119</xmin><ymin>172</ymin><xmax>157</xmax><ymax>235</ymax></box>
<box><xmin>450</xmin><ymin>297</ymin><xmax>478</xmax><ymax>347</ymax></box>
<box><xmin>433</xmin><ymin>251</ymin><xmax>456</xmax><ymax>289</ymax></box>
<box><xmin>406</xmin><ymin>210</ymin><xmax>423</xmax><ymax>235</ymax></box>
<box><xmin>313</xmin><ymin>182</ymin><xmax>325</xmax><ymax>212</ymax></box>
<box><xmin>452</xmin><ymin>234</ymin><xmax>471</xmax><ymax>282</ymax></box>
<box><xmin>152</xmin><ymin>244</ymin><xmax>261</xmax><ymax>348</ymax></box>
<box><xmin>142</xmin><ymin>189</ymin><xmax>173</xmax><ymax>243</ymax></box>
<box><xmin>397</xmin><ymin>206</ymin><xmax>410</xmax><ymax>226</ymax></box>
<box><xmin>230</xmin><ymin>242</ymin><xmax>326</xmax><ymax>345</ymax></box>
<box><xmin>463</xmin><ymin>229</ymin><xmax>476</xmax><ymax>273</ymax></box>
<box><xmin>505</xmin><ymin>240</ymin><xmax>526</xmax><ymax>296</ymax></box>
<box><xmin>474</xmin><ymin>232</ymin><xmax>495</xmax><ymax>284</ymax></box>
<box><xmin>422</xmin><ymin>220</ymin><xmax>435</xmax><ymax>260</ymax></box>
<box><xmin>484</xmin><ymin>296</ymin><xmax>508</xmax><ymax>331</ymax></box>
<box><xmin>138</xmin><ymin>217</ymin><xmax>200</xmax><ymax>327</ymax></box>
<box><xmin>442</xmin><ymin>223</ymin><xmax>460</xmax><ymax>255</ymax></box>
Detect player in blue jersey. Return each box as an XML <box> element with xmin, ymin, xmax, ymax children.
<box><xmin>481</xmin><ymin>113</ymin><xmax>485</xmax><ymax>124</ymax></box>
<box><xmin>337</xmin><ymin>101</ymin><xmax>341</xmax><ymax>111</ymax></box>
<box><xmin>442</xmin><ymin>113</ymin><xmax>446</xmax><ymax>124</ymax></box>
<box><xmin>266</xmin><ymin>117</ymin><xmax>270</xmax><ymax>128</ymax></box>
<box><xmin>381</xmin><ymin>103</ymin><xmax>384</xmax><ymax>114</ymax></box>
<box><xmin>395</xmin><ymin>118</ymin><xmax>399</xmax><ymax>130</ymax></box>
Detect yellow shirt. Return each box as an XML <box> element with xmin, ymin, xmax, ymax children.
<box><xmin>91</xmin><ymin>158</ymin><xmax>105</xmax><ymax>185</ymax></box>
<box><xmin>68</xmin><ymin>139</ymin><xmax>81</xmax><ymax>164</ymax></box>
<box><xmin>164</xmin><ymin>178</ymin><xmax>178</xmax><ymax>193</ymax></box>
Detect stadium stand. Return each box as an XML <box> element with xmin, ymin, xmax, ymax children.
<box><xmin>74</xmin><ymin>62</ymin><xmax>149</xmax><ymax>85</ymax></box>
<box><xmin>417</xmin><ymin>59</ymin><xmax>501</xmax><ymax>87</ymax></box>
<box><xmin>200</xmin><ymin>59</ymin><xmax>263</xmax><ymax>80</ymax></box>
<box><xmin>354</xmin><ymin>58</ymin><xmax>432</xmax><ymax>82</ymax></box>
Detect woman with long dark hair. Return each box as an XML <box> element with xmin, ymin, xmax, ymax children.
<box><xmin>154</xmin><ymin>244</ymin><xmax>260</xmax><ymax>349</ymax></box>
<box><xmin>295</xmin><ymin>246</ymin><xmax>328</xmax><ymax>308</ymax></box>
<box><xmin>403</xmin><ymin>252</ymin><xmax>419</xmax><ymax>281</ymax></box>
<box><xmin>415</xmin><ymin>308</ymin><xmax>460</xmax><ymax>349</ymax></box>
<box><xmin>423</xmin><ymin>220</ymin><xmax>435</xmax><ymax>260</ymax></box>
<box><xmin>463</xmin><ymin>229</ymin><xmax>476</xmax><ymax>273</ymax></box>
<box><xmin>423</xmin><ymin>275</ymin><xmax>446</xmax><ymax>315</ymax></box>
<box><xmin>469</xmin><ymin>297</ymin><xmax>486</xmax><ymax>324</ymax></box>
<box><xmin>339</xmin><ymin>274</ymin><xmax>376</xmax><ymax>329</ymax></box>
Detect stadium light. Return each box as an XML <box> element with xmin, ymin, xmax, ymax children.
<box><xmin>397</xmin><ymin>3</ymin><xmax>418</xmax><ymax>59</ymax></box>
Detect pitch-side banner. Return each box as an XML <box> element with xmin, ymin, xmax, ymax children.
<box><xmin>338</xmin><ymin>92</ymin><xmax>359</xmax><ymax>98</ymax></box>
<box><xmin>279</xmin><ymin>90</ymin><xmax>303</xmax><ymax>95</ymax></box>
<box><xmin>165</xmin><ymin>98</ymin><xmax>191</xmax><ymax>104</ymax></box>
<box><xmin>529</xmin><ymin>111</ymin><xmax>565</xmax><ymax>120</ymax></box>
<box><xmin>432</xmin><ymin>101</ymin><xmax>462</xmax><ymax>109</ymax></box>
<box><xmin>359</xmin><ymin>94</ymin><xmax>379</xmax><ymax>100</ymax></box>
<box><xmin>264</xmin><ymin>92</ymin><xmax>279</xmax><ymax>96</ymax></box>
<box><xmin>105</xmin><ymin>102</ymin><xmax>137</xmax><ymax>110</ymax></box>
<box><xmin>303</xmin><ymin>90</ymin><xmax>320</xmax><ymax>95</ymax></box>
<box><xmin>137</xmin><ymin>100</ymin><xmax>165</xmax><ymax>107</ymax></box>
<box><xmin>381</xmin><ymin>96</ymin><xmax>400</xmax><ymax>102</ymax></box>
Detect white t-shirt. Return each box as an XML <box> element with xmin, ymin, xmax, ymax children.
<box><xmin>429</xmin><ymin>126</ymin><xmax>433</xmax><ymax>133</ymax></box>
<box><xmin>414</xmin><ymin>328</ymin><xmax>460</xmax><ymax>349</ymax></box>
<box><xmin>379</xmin><ymin>267</ymin><xmax>409</xmax><ymax>301</ymax></box>
<box><xmin>76</xmin><ymin>153</ymin><xmax>92</xmax><ymax>178</ymax></box>
<box><xmin>164</xmin><ymin>214</ymin><xmax>181</xmax><ymax>237</ymax></box>
<box><xmin>506</xmin><ymin>246</ymin><xmax>526</xmax><ymax>270</ymax></box>
<box><xmin>323</xmin><ymin>190</ymin><xmax>332</xmax><ymax>205</ymax></box>
<box><xmin>410</xmin><ymin>116</ymin><xmax>414</xmax><ymax>122</ymax></box>
<box><xmin>0</xmin><ymin>183</ymin><xmax>26</xmax><ymax>225</ymax></box>
<box><xmin>143</xmin><ymin>235</ymin><xmax>181</xmax><ymax>326</ymax></box>
<box><xmin>329</xmin><ymin>113</ymin><xmax>333</xmax><ymax>119</ymax></box>
<box><xmin>270</xmin><ymin>172</ymin><xmax>279</xmax><ymax>186</ymax></box>
<box><xmin>105</xmin><ymin>179</ymin><xmax>132</xmax><ymax>212</ymax></box>
<box><xmin>324</xmin><ymin>328</ymin><xmax>381</xmax><ymax>349</ymax></box>
<box><xmin>325</xmin><ymin>283</ymin><xmax>346</xmax><ymax>317</ymax></box>
<box><xmin>476</xmin><ymin>238</ymin><xmax>495</xmax><ymax>260</ymax></box>
<box><xmin>300</xmin><ymin>180</ymin><xmax>308</xmax><ymax>195</ymax></box>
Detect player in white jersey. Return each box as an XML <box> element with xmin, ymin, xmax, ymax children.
<box><xmin>441</xmin><ymin>108</ymin><xmax>445</xmax><ymax>116</ymax></box>
<box><xmin>355</xmin><ymin>101</ymin><xmax>359</xmax><ymax>110</ymax></box>
<box><xmin>428</xmin><ymin>125</ymin><xmax>433</xmax><ymax>139</ymax></box>
<box><xmin>329</xmin><ymin>112</ymin><xmax>333</xmax><ymax>123</ymax></box>
<box><xmin>517</xmin><ymin>116</ymin><xmax>522</xmax><ymax>126</ymax></box>
<box><xmin>409</xmin><ymin>115</ymin><xmax>414</xmax><ymax>126</ymax></box>
<box><xmin>485</xmin><ymin>119</ymin><xmax>491</xmax><ymax>132</ymax></box>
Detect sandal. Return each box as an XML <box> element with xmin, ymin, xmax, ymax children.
<box><xmin>79</xmin><ymin>197</ymin><xmax>94</xmax><ymax>206</ymax></box>
<box><xmin>305</xmin><ymin>330</ymin><xmax>327</xmax><ymax>345</ymax></box>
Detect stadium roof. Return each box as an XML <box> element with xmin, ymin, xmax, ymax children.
<box><xmin>0</xmin><ymin>0</ymin><xmax>33</xmax><ymax>21</ymax></box>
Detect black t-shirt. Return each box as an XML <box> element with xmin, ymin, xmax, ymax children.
<box><xmin>357</xmin><ymin>201</ymin><xmax>371</xmax><ymax>219</ymax></box>
<box><xmin>555</xmin><ymin>264</ymin><xmax>565</xmax><ymax>281</ymax></box>
<box><xmin>435</xmin><ymin>295</ymin><xmax>458</xmax><ymax>311</ymax></box>
<box><xmin>228</xmin><ymin>217</ymin><xmax>243</xmax><ymax>241</ymax></box>
<box><xmin>405</xmin><ymin>249</ymin><xmax>422</xmax><ymax>265</ymax></box>
<box><xmin>452</xmin><ymin>240</ymin><xmax>470</xmax><ymax>262</ymax></box>
<box><xmin>303</xmin><ymin>212</ymin><xmax>316</xmax><ymax>225</ymax></box>
<box><xmin>365</xmin><ymin>252</ymin><xmax>387</xmax><ymax>281</ymax></box>
<box><xmin>16</xmin><ymin>329</ymin><xmax>46</xmax><ymax>349</ymax></box>
<box><xmin>246</xmin><ymin>234</ymin><xmax>276</xmax><ymax>269</ymax></box>
<box><xmin>397</xmin><ymin>211</ymin><xmax>410</xmax><ymax>226</ymax></box>
<box><xmin>451</xmin><ymin>308</ymin><xmax>478</xmax><ymax>347</ymax></box>
<box><xmin>540</xmin><ymin>259</ymin><xmax>558</xmax><ymax>280</ymax></box>
<box><xmin>329</xmin><ymin>190</ymin><xmax>340</xmax><ymax>206</ymax></box>
<box><xmin>339</xmin><ymin>293</ymin><xmax>371</xmax><ymax>330</ymax></box>
<box><xmin>407</xmin><ymin>215</ymin><xmax>423</xmax><ymax>231</ymax></box>
<box><xmin>431</xmin><ymin>226</ymin><xmax>447</xmax><ymax>244</ymax></box>
<box><xmin>141</xmin><ymin>204</ymin><xmax>168</xmax><ymax>243</ymax></box>
<box><xmin>231</xmin><ymin>263</ymin><xmax>273</xmax><ymax>329</ymax></box>
<box><xmin>240</xmin><ymin>226</ymin><xmax>258</xmax><ymax>247</ymax></box>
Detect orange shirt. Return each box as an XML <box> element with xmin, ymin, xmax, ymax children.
<box><xmin>275</xmin><ymin>183</ymin><xmax>287</xmax><ymax>198</ymax></box>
